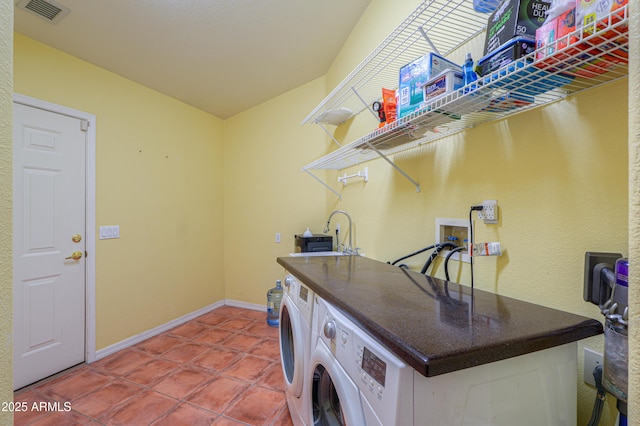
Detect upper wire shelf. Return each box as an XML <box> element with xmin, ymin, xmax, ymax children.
<box><xmin>302</xmin><ymin>3</ymin><xmax>629</xmax><ymax>173</ymax></box>
<box><xmin>301</xmin><ymin>0</ymin><xmax>488</xmax><ymax>126</ymax></box>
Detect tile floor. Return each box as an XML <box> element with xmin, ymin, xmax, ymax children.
<box><xmin>14</xmin><ymin>305</ymin><xmax>294</xmax><ymax>426</ymax></box>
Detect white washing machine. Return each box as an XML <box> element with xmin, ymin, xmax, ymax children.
<box><xmin>310</xmin><ymin>296</ymin><xmax>413</xmax><ymax>426</ymax></box>
<box><xmin>312</xmin><ymin>296</ymin><xmax>579</xmax><ymax>426</ymax></box>
<box><xmin>279</xmin><ymin>274</ymin><xmax>315</xmax><ymax>426</ymax></box>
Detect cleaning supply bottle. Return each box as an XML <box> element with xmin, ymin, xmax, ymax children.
<box><xmin>266</xmin><ymin>280</ymin><xmax>283</xmax><ymax>327</ymax></box>
<box><xmin>462</xmin><ymin>53</ymin><xmax>478</xmax><ymax>92</ymax></box>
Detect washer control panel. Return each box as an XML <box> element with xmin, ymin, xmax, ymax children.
<box><xmin>284</xmin><ymin>273</ymin><xmax>314</xmax><ymax>325</ymax></box>
<box><xmin>317</xmin><ymin>298</ymin><xmax>414</xmax><ymax>426</ymax></box>
<box><xmin>357</xmin><ymin>344</ymin><xmax>387</xmax><ymax>395</ymax></box>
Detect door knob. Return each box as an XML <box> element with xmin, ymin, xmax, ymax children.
<box><xmin>65</xmin><ymin>251</ymin><xmax>83</xmax><ymax>260</ymax></box>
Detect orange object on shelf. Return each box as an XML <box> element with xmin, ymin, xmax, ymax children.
<box><xmin>382</xmin><ymin>88</ymin><xmax>397</xmax><ymax>125</ymax></box>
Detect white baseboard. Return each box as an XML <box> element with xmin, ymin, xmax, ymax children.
<box><xmin>94</xmin><ymin>300</ymin><xmax>225</xmax><ymax>361</ymax></box>
<box><xmin>224</xmin><ymin>299</ymin><xmax>266</xmax><ymax>312</ymax></box>
<box><xmin>93</xmin><ymin>299</ymin><xmax>268</xmax><ymax>362</ymax></box>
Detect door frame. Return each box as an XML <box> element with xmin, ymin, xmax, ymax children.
<box><xmin>13</xmin><ymin>93</ymin><xmax>97</xmax><ymax>363</ymax></box>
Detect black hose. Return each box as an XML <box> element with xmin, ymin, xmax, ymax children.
<box><xmin>587</xmin><ymin>365</ymin><xmax>606</xmax><ymax>426</ymax></box>
<box><xmin>421</xmin><ymin>242</ymin><xmax>457</xmax><ymax>275</ymax></box>
<box><xmin>444</xmin><ymin>246</ymin><xmax>466</xmax><ymax>281</ymax></box>
<box><xmin>389</xmin><ymin>244</ymin><xmax>438</xmax><ymax>266</ymax></box>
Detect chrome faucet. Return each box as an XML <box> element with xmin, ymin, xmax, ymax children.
<box><xmin>323</xmin><ymin>210</ymin><xmax>357</xmax><ymax>255</ymax></box>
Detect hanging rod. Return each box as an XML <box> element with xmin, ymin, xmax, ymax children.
<box><xmin>338</xmin><ymin>167</ymin><xmax>369</xmax><ymax>186</ymax></box>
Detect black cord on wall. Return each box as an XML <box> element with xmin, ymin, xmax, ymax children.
<box><xmin>469</xmin><ymin>205</ymin><xmax>483</xmax><ymax>289</ymax></box>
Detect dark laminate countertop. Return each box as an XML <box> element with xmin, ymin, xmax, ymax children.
<box><xmin>277</xmin><ymin>255</ymin><xmax>603</xmax><ymax>377</ymax></box>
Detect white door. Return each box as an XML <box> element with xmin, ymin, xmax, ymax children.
<box><xmin>13</xmin><ymin>102</ymin><xmax>87</xmax><ymax>390</ymax></box>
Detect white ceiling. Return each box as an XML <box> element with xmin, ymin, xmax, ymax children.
<box><xmin>14</xmin><ymin>0</ymin><xmax>372</xmax><ymax>118</ymax></box>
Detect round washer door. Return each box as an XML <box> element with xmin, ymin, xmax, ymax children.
<box><xmin>279</xmin><ymin>297</ymin><xmax>305</xmax><ymax>397</ymax></box>
<box><xmin>309</xmin><ymin>340</ymin><xmax>364</xmax><ymax>426</ymax></box>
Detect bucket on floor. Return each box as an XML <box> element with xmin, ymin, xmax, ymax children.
<box><xmin>266</xmin><ymin>280</ymin><xmax>283</xmax><ymax>327</ymax></box>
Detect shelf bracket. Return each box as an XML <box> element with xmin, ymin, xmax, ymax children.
<box><xmin>351</xmin><ymin>86</ymin><xmax>379</xmax><ymax>120</ymax></box>
<box><xmin>338</xmin><ymin>167</ymin><xmax>368</xmax><ymax>186</ymax></box>
<box><xmin>418</xmin><ymin>26</ymin><xmax>441</xmax><ymax>56</ymax></box>
<box><xmin>363</xmin><ymin>141</ymin><xmax>421</xmax><ymax>193</ymax></box>
<box><xmin>317</xmin><ymin>122</ymin><xmax>342</xmax><ymax>147</ymax></box>
<box><xmin>304</xmin><ymin>169</ymin><xmax>342</xmax><ymax>200</ymax></box>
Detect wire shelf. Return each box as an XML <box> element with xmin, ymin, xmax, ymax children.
<box><xmin>302</xmin><ymin>4</ymin><xmax>628</xmax><ymax>173</ymax></box>
<box><xmin>301</xmin><ymin>0</ymin><xmax>488</xmax><ymax>126</ymax></box>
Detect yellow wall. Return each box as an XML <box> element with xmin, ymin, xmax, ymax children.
<box><xmin>13</xmin><ymin>34</ymin><xmax>226</xmax><ymax>349</ymax></box>
<box><xmin>223</xmin><ymin>77</ymin><xmax>330</xmax><ymax>303</ymax></box>
<box><xmin>0</xmin><ymin>0</ymin><xmax>12</xmax><ymax>423</ymax></box>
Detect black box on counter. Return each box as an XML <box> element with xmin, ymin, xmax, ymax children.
<box><xmin>484</xmin><ymin>0</ymin><xmax>552</xmax><ymax>56</ymax></box>
<box><xmin>294</xmin><ymin>234</ymin><xmax>333</xmax><ymax>253</ymax></box>
<box><xmin>478</xmin><ymin>36</ymin><xmax>535</xmax><ymax>76</ymax></box>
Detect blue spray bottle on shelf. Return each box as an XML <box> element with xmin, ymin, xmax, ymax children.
<box><xmin>462</xmin><ymin>53</ymin><xmax>478</xmax><ymax>93</ymax></box>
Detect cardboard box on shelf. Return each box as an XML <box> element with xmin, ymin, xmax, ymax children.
<box><xmin>479</xmin><ymin>36</ymin><xmax>536</xmax><ymax>76</ymax></box>
<box><xmin>577</xmin><ymin>0</ymin><xmax>628</xmax><ymax>54</ymax></box>
<box><xmin>423</xmin><ymin>70</ymin><xmax>464</xmax><ymax>102</ymax></box>
<box><xmin>398</xmin><ymin>53</ymin><xmax>462</xmax><ymax>118</ymax></box>
<box><xmin>484</xmin><ymin>0</ymin><xmax>552</xmax><ymax>56</ymax></box>
<box><xmin>535</xmin><ymin>7</ymin><xmax>575</xmax><ymax>67</ymax></box>
<box><xmin>534</xmin><ymin>5</ymin><xmax>628</xmax><ymax>78</ymax></box>
<box><xmin>535</xmin><ymin>19</ymin><xmax>557</xmax><ymax>61</ymax></box>
<box><xmin>576</xmin><ymin>0</ymin><xmax>627</xmax><ymax>33</ymax></box>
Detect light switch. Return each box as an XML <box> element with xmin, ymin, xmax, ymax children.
<box><xmin>99</xmin><ymin>225</ymin><xmax>120</xmax><ymax>240</ymax></box>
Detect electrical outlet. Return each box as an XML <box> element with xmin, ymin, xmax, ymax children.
<box><xmin>477</xmin><ymin>199</ymin><xmax>498</xmax><ymax>224</ymax></box>
<box><xmin>584</xmin><ymin>348</ymin><xmax>603</xmax><ymax>387</ymax></box>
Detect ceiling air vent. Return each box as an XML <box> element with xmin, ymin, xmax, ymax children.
<box><xmin>16</xmin><ymin>0</ymin><xmax>70</xmax><ymax>24</ymax></box>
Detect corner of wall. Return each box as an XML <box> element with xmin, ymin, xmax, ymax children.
<box><xmin>627</xmin><ymin>0</ymin><xmax>640</xmax><ymax>418</ymax></box>
<box><xmin>0</xmin><ymin>0</ymin><xmax>14</xmax><ymax>422</ymax></box>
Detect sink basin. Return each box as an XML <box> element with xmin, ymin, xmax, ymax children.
<box><xmin>288</xmin><ymin>251</ymin><xmax>345</xmax><ymax>257</ymax></box>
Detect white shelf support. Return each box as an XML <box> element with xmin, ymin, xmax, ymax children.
<box><xmin>351</xmin><ymin>86</ymin><xmax>379</xmax><ymax>120</ymax></box>
<box><xmin>317</xmin><ymin>122</ymin><xmax>342</xmax><ymax>147</ymax></box>
<box><xmin>338</xmin><ymin>167</ymin><xmax>368</xmax><ymax>186</ymax></box>
<box><xmin>362</xmin><ymin>140</ymin><xmax>421</xmax><ymax>193</ymax></box>
<box><xmin>304</xmin><ymin>170</ymin><xmax>342</xmax><ymax>200</ymax></box>
<box><xmin>418</xmin><ymin>26</ymin><xmax>441</xmax><ymax>56</ymax></box>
